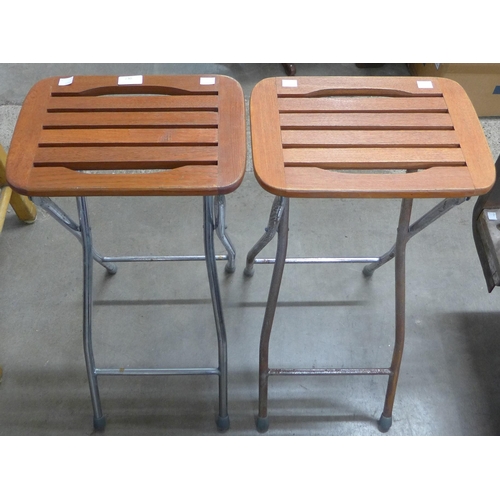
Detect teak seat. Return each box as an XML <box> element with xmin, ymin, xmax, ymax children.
<box><xmin>7</xmin><ymin>75</ymin><xmax>245</xmax><ymax>197</ymax></box>
<box><xmin>6</xmin><ymin>74</ymin><xmax>246</xmax><ymax>432</ymax></box>
<box><xmin>246</xmin><ymin>76</ymin><xmax>495</xmax><ymax>433</ymax></box>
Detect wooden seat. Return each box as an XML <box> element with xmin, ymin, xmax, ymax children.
<box><xmin>250</xmin><ymin>76</ymin><xmax>494</xmax><ymax>199</ymax></box>
<box><xmin>7</xmin><ymin>74</ymin><xmax>246</xmax><ymax>197</ymax></box>
<box><xmin>247</xmin><ymin>76</ymin><xmax>496</xmax><ymax>434</ymax></box>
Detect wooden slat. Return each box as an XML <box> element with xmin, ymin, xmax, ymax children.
<box><xmin>6</xmin><ymin>80</ymin><xmax>52</xmax><ymax>193</ymax></box>
<box><xmin>50</xmin><ymin>75</ymin><xmax>221</xmax><ymax>96</ymax></box>
<box><xmin>280</xmin><ymin>112</ymin><xmax>453</xmax><ymax>130</ymax></box>
<box><xmin>439</xmin><ymin>78</ymin><xmax>496</xmax><ymax>194</ymax></box>
<box><xmin>43</xmin><ymin>111</ymin><xmax>218</xmax><ymax>128</ymax></box>
<box><xmin>47</xmin><ymin>95</ymin><xmax>219</xmax><ymax>112</ymax></box>
<box><xmin>276</xmin><ymin>76</ymin><xmax>443</xmax><ymax>97</ymax></box>
<box><xmin>278</xmin><ymin>96</ymin><xmax>449</xmax><ymax>113</ymax></box>
<box><xmin>39</xmin><ymin>128</ymin><xmax>218</xmax><ymax>146</ymax></box>
<box><xmin>26</xmin><ymin>166</ymin><xmax>220</xmax><ymax>197</ymax></box>
<box><xmin>34</xmin><ymin>146</ymin><xmax>218</xmax><ymax>169</ymax></box>
<box><xmin>281</xmin><ymin>130</ymin><xmax>460</xmax><ymax>148</ymax></box>
<box><xmin>283</xmin><ymin>148</ymin><xmax>466</xmax><ymax>169</ymax></box>
<box><xmin>283</xmin><ymin>166</ymin><xmax>476</xmax><ymax>198</ymax></box>
<box><xmin>250</xmin><ymin>78</ymin><xmax>286</xmax><ymax>193</ymax></box>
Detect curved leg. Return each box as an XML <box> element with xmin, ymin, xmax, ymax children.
<box><xmin>245</xmin><ymin>196</ymin><xmax>285</xmax><ymax>277</ymax></box>
<box><xmin>77</xmin><ymin>197</ymin><xmax>106</xmax><ymax>431</ymax></box>
<box><xmin>257</xmin><ymin>198</ymin><xmax>289</xmax><ymax>433</ymax></box>
<box><xmin>378</xmin><ymin>198</ymin><xmax>413</xmax><ymax>432</ymax></box>
<box><xmin>214</xmin><ymin>195</ymin><xmax>236</xmax><ymax>274</ymax></box>
<box><xmin>204</xmin><ymin>197</ymin><xmax>230</xmax><ymax>432</ymax></box>
<box><xmin>363</xmin><ymin>197</ymin><xmax>466</xmax><ymax>277</ymax></box>
<box><xmin>34</xmin><ymin>197</ymin><xmax>117</xmax><ymax>275</ymax></box>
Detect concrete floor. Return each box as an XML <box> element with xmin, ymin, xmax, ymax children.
<box><xmin>1</xmin><ymin>63</ymin><xmax>500</xmax><ymax>437</ymax></box>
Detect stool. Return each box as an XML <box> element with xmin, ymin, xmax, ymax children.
<box><xmin>6</xmin><ymin>74</ymin><xmax>246</xmax><ymax>431</ymax></box>
<box><xmin>246</xmin><ymin>76</ymin><xmax>495</xmax><ymax>432</ymax></box>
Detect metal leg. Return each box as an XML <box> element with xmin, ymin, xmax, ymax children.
<box><xmin>214</xmin><ymin>195</ymin><xmax>236</xmax><ymax>274</ymax></box>
<box><xmin>363</xmin><ymin>197</ymin><xmax>467</xmax><ymax>277</ymax></box>
<box><xmin>378</xmin><ymin>198</ymin><xmax>413</xmax><ymax>432</ymax></box>
<box><xmin>203</xmin><ymin>196</ymin><xmax>230</xmax><ymax>432</ymax></box>
<box><xmin>244</xmin><ymin>196</ymin><xmax>285</xmax><ymax>277</ymax></box>
<box><xmin>33</xmin><ymin>197</ymin><xmax>117</xmax><ymax>275</ymax></box>
<box><xmin>76</xmin><ymin>197</ymin><xmax>106</xmax><ymax>431</ymax></box>
<box><xmin>256</xmin><ymin>197</ymin><xmax>289</xmax><ymax>433</ymax></box>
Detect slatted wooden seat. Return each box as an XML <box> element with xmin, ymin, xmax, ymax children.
<box><xmin>6</xmin><ymin>74</ymin><xmax>246</xmax><ymax>432</ymax></box>
<box><xmin>247</xmin><ymin>76</ymin><xmax>496</xmax><ymax>434</ymax></box>
<box><xmin>251</xmin><ymin>76</ymin><xmax>494</xmax><ymax>199</ymax></box>
<box><xmin>7</xmin><ymin>74</ymin><xmax>245</xmax><ymax>197</ymax></box>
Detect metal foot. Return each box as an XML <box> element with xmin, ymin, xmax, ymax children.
<box><xmin>93</xmin><ymin>415</ymin><xmax>106</xmax><ymax>431</ymax></box>
<box><xmin>216</xmin><ymin>415</ymin><xmax>230</xmax><ymax>432</ymax></box>
<box><xmin>243</xmin><ymin>266</ymin><xmax>255</xmax><ymax>278</ymax></box>
<box><xmin>256</xmin><ymin>416</ymin><xmax>269</xmax><ymax>433</ymax></box>
<box><xmin>362</xmin><ymin>266</ymin><xmax>375</xmax><ymax>278</ymax></box>
<box><xmin>378</xmin><ymin>414</ymin><xmax>392</xmax><ymax>433</ymax></box>
<box><xmin>224</xmin><ymin>262</ymin><xmax>235</xmax><ymax>274</ymax></box>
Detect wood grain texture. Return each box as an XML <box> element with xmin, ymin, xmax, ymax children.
<box><xmin>6</xmin><ymin>75</ymin><xmax>246</xmax><ymax>197</ymax></box>
<box><xmin>250</xmin><ymin>76</ymin><xmax>496</xmax><ymax>198</ymax></box>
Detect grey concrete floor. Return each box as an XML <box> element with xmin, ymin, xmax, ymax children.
<box><xmin>1</xmin><ymin>63</ymin><xmax>500</xmax><ymax>437</ymax></box>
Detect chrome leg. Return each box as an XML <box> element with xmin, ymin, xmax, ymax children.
<box><xmin>76</xmin><ymin>197</ymin><xmax>106</xmax><ymax>431</ymax></box>
<box><xmin>256</xmin><ymin>197</ymin><xmax>289</xmax><ymax>433</ymax></box>
<box><xmin>33</xmin><ymin>197</ymin><xmax>117</xmax><ymax>275</ymax></box>
<box><xmin>244</xmin><ymin>196</ymin><xmax>285</xmax><ymax>277</ymax></box>
<box><xmin>204</xmin><ymin>196</ymin><xmax>230</xmax><ymax>431</ymax></box>
<box><xmin>378</xmin><ymin>198</ymin><xmax>413</xmax><ymax>432</ymax></box>
<box><xmin>214</xmin><ymin>195</ymin><xmax>236</xmax><ymax>274</ymax></box>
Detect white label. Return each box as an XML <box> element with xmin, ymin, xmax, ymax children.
<box><xmin>435</xmin><ymin>63</ymin><xmax>440</xmax><ymax>70</ymax></box>
<box><xmin>417</xmin><ymin>80</ymin><xmax>433</xmax><ymax>89</ymax></box>
<box><xmin>200</xmin><ymin>77</ymin><xmax>216</xmax><ymax>85</ymax></box>
<box><xmin>58</xmin><ymin>76</ymin><xmax>74</xmax><ymax>86</ymax></box>
<box><xmin>282</xmin><ymin>79</ymin><xmax>298</xmax><ymax>87</ymax></box>
<box><xmin>118</xmin><ymin>75</ymin><xmax>143</xmax><ymax>85</ymax></box>
<box><xmin>487</xmin><ymin>212</ymin><xmax>498</xmax><ymax>221</ymax></box>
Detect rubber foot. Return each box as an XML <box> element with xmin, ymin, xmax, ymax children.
<box><xmin>216</xmin><ymin>415</ymin><xmax>230</xmax><ymax>432</ymax></box>
<box><xmin>224</xmin><ymin>263</ymin><xmax>236</xmax><ymax>274</ymax></box>
<box><xmin>243</xmin><ymin>266</ymin><xmax>255</xmax><ymax>278</ymax></box>
<box><xmin>93</xmin><ymin>415</ymin><xmax>106</xmax><ymax>431</ymax></box>
<box><xmin>106</xmin><ymin>264</ymin><xmax>118</xmax><ymax>275</ymax></box>
<box><xmin>378</xmin><ymin>414</ymin><xmax>392</xmax><ymax>433</ymax></box>
<box><xmin>362</xmin><ymin>266</ymin><xmax>374</xmax><ymax>278</ymax></box>
<box><xmin>256</xmin><ymin>416</ymin><xmax>269</xmax><ymax>433</ymax></box>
